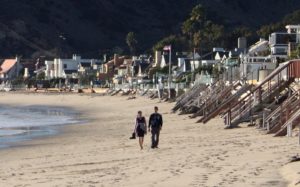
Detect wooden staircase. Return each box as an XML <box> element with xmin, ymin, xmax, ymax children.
<box><xmin>174</xmin><ymin>80</ymin><xmax>226</xmax><ymax>115</ymax></box>
<box><xmin>228</xmin><ymin>79</ymin><xmax>294</xmax><ymax>127</ymax></box>
<box><xmin>189</xmin><ymin>81</ymin><xmax>240</xmax><ymax>118</ymax></box>
<box><xmin>275</xmin><ymin>107</ymin><xmax>300</xmax><ymax>136</ymax></box>
<box><xmin>264</xmin><ymin>90</ymin><xmax>299</xmax><ymax>134</ymax></box>
<box><xmin>172</xmin><ymin>83</ymin><xmax>207</xmax><ymax>113</ymax></box>
<box><xmin>223</xmin><ymin>60</ymin><xmax>300</xmax><ymax>128</ymax></box>
<box><xmin>198</xmin><ymin>83</ymin><xmax>253</xmax><ymax>123</ymax></box>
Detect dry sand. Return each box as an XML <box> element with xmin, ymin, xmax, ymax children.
<box><xmin>0</xmin><ymin>93</ymin><xmax>299</xmax><ymax>187</ymax></box>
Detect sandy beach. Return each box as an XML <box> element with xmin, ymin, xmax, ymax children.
<box><xmin>0</xmin><ymin>93</ymin><xmax>299</xmax><ymax>187</ymax></box>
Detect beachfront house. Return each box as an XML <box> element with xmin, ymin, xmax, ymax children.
<box><xmin>175</xmin><ymin>52</ymin><xmax>206</xmax><ymax>73</ymax></box>
<box><xmin>269</xmin><ymin>25</ymin><xmax>300</xmax><ymax>59</ymax></box>
<box><xmin>189</xmin><ymin>53</ymin><xmax>201</xmax><ymax>72</ymax></box>
<box><xmin>0</xmin><ymin>57</ymin><xmax>22</xmax><ymax>80</ymax></box>
<box><xmin>113</xmin><ymin>58</ymin><xmax>133</xmax><ymax>84</ymax></box>
<box><xmin>153</xmin><ymin>51</ymin><xmax>162</xmax><ymax>68</ymax></box>
<box><xmin>240</xmin><ymin>56</ymin><xmax>276</xmax><ymax>82</ymax></box>
<box><xmin>44</xmin><ymin>54</ymin><xmax>102</xmax><ymax>79</ymax></box>
<box><xmin>134</xmin><ymin>56</ymin><xmax>152</xmax><ymax>84</ymax></box>
<box><xmin>160</xmin><ymin>54</ymin><xmax>169</xmax><ymax>68</ymax></box>
<box><xmin>177</xmin><ymin>57</ymin><xmax>191</xmax><ymax>73</ymax></box>
<box><xmin>113</xmin><ymin>55</ymin><xmax>152</xmax><ymax>85</ymax></box>
<box><xmin>78</xmin><ymin>60</ymin><xmax>103</xmax><ymax>75</ymax></box>
<box><xmin>269</xmin><ymin>32</ymin><xmax>291</xmax><ymax>59</ymax></box>
<box><xmin>21</xmin><ymin>59</ymin><xmax>39</xmax><ymax>79</ymax></box>
<box><xmin>247</xmin><ymin>38</ymin><xmax>269</xmax><ymax>56</ymax></box>
<box><xmin>222</xmin><ymin>49</ymin><xmax>244</xmax><ymax>66</ymax></box>
<box><xmin>239</xmin><ymin>38</ymin><xmax>276</xmax><ymax>82</ymax></box>
<box><xmin>98</xmin><ymin>54</ymin><xmax>127</xmax><ymax>83</ymax></box>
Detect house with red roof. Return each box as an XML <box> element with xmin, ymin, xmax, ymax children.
<box><xmin>0</xmin><ymin>57</ymin><xmax>22</xmax><ymax>80</ymax></box>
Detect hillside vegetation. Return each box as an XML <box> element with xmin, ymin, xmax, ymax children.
<box><xmin>0</xmin><ymin>0</ymin><xmax>300</xmax><ymax>58</ymax></box>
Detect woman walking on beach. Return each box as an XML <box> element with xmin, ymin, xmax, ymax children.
<box><xmin>135</xmin><ymin>111</ymin><xmax>147</xmax><ymax>150</ymax></box>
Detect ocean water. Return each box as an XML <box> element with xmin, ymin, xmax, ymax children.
<box><xmin>0</xmin><ymin>105</ymin><xmax>80</xmax><ymax>148</ymax></box>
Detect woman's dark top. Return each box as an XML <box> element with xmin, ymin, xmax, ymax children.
<box><xmin>135</xmin><ymin>117</ymin><xmax>146</xmax><ymax>137</ymax></box>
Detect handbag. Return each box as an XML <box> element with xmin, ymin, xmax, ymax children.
<box><xmin>129</xmin><ymin>132</ymin><xmax>136</xmax><ymax>139</ymax></box>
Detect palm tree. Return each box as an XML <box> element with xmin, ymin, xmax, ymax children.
<box><xmin>126</xmin><ymin>32</ymin><xmax>138</xmax><ymax>55</ymax></box>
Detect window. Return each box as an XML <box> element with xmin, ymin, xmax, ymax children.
<box><xmin>64</xmin><ymin>64</ymin><xmax>67</xmax><ymax>69</ymax></box>
<box><xmin>274</xmin><ymin>33</ymin><xmax>297</xmax><ymax>44</ymax></box>
<box><xmin>272</xmin><ymin>47</ymin><xmax>288</xmax><ymax>55</ymax></box>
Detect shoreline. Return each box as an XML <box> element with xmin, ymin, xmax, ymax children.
<box><xmin>0</xmin><ymin>104</ymin><xmax>84</xmax><ymax>149</ymax></box>
<box><xmin>0</xmin><ymin>93</ymin><xmax>299</xmax><ymax>186</ymax></box>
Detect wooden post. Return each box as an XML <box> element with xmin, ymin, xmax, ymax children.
<box><xmin>258</xmin><ymin>88</ymin><xmax>262</xmax><ymax>104</ymax></box>
<box><xmin>157</xmin><ymin>84</ymin><xmax>161</xmax><ymax>100</ymax></box>
<box><xmin>299</xmin><ymin>123</ymin><xmax>300</xmax><ymax>145</ymax></box>
<box><xmin>249</xmin><ymin>93</ymin><xmax>252</xmax><ymax>117</ymax></box>
<box><xmin>168</xmin><ymin>46</ymin><xmax>172</xmax><ymax>99</ymax></box>
<box><xmin>225</xmin><ymin>111</ymin><xmax>231</xmax><ymax>127</ymax></box>
<box><xmin>263</xmin><ymin>108</ymin><xmax>271</xmax><ymax>130</ymax></box>
<box><xmin>228</xmin><ymin>110</ymin><xmax>231</xmax><ymax>127</ymax></box>
<box><xmin>287</xmin><ymin>123</ymin><xmax>292</xmax><ymax>137</ymax></box>
<box><xmin>262</xmin><ymin>110</ymin><xmax>265</xmax><ymax>129</ymax></box>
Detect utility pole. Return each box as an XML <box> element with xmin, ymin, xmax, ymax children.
<box><xmin>168</xmin><ymin>46</ymin><xmax>172</xmax><ymax>99</ymax></box>
<box><xmin>192</xmin><ymin>48</ymin><xmax>196</xmax><ymax>84</ymax></box>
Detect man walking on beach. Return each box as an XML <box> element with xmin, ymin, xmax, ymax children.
<box><xmin>149</xmin><ymin>106</ymin><xmax>163</xmax><ymax>149</ymax></box>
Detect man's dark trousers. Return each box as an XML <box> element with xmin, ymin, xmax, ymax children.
<box><xmin>151</xmin><ymin>127</ymin><xmax>160</xmax><ymax>148</ymax></box>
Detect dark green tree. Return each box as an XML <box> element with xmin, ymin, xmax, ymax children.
<box><xmin>126</xmin><ymin>32</ymin><xmax>138</xmax><ymax>55</ymax></box>
<box><xmin>152</xmin><ymin>35</ymin><xmax>189</xmax><ymax>52</ymax></box>
<box><xmin>289</xmin><ymin>44</ymin><xmax>300</xmax><ymax>59</ymax></box>
<box><xmin>37</xmin><ymin>72</ymin><xmax>45</xmax><ymax>80</ymax></box>
<box><xmin>112</xmin><ymin>46</ymin><xmax>124</xmax><ymax>55</ymax></box>
<box><xmin>182</xmin><ymin>4</ymin><xmax>205</xmax><ymax>37</ymax></box>
<box><xmin>202</xmin><ymin>21</ymin><xmax>224</xmax><ymax>49</ymax></box>
<box><xmin>192</xmin><ymin>31</ymin><xmax>201</xmax><ymax>48</ymax></box>
<box><xmin>257</xmin><ymin>23</ymin><xmax>282</xmax><ymax>39</ymax></box>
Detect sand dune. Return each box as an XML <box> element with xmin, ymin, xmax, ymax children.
<box><xmin>0</xmin><ymin>93</ymin><xmax>299</xmax><ymax>186</ymax></box>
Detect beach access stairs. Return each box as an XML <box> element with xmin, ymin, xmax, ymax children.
<box><xmin>195</xmin><ymin>82</ymin><xmax>253</xmax><ymax>123</ymax></box>
<box><xmin>222</xmin><ymin>60</ymin><xmax>300</xmax><ymax>128</ymax></box>
<box><xmin>172</xmin><ymin>59</ymin><xmax>300</xmax><ymax>136</ymax></box>
<box><xmin>263</xmin><ymin>82</ymin><xmax>300</xmax><ymax>136</ymax></box>
<box><xmin>172</xmin><ymin>81</ymin><xmax>221</xmax><ymax>115</ymax></box>
<box><xmin>187</xmin><ymin>80</ymin><xmax>233</xmax><ymax>118</ymax></box>
<box><xmin>172</xmin><ymin>60</ymin><xmax>300</xmax><ymax>138</ymax></box>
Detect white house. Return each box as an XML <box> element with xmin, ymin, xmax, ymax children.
<box><xmin>177</xmin><ymin>58</ymin><xmax>189</xmax><ymax>72</ymax></box>
<box><xmin>160</xmin><ymin>54</ymin><xmax>169</xmax><ymax>68</ymax></box>
<box><xmin>240</xmin><ymin>55</ymin><xmax>276</xmax><ymax>81</ymax></box>
<box><xmin>269</xmin><ymin>25</ymin><xmax>300</xmax><ymax>58</ymax></box>
<box><xmin>44</xmin><ymin>55</ymin><xmax>102</xmax><ymax>79</ymax></box>
<box><xmin>286</xmin><ymin>25</ymin><xmax>300</xmax><ymax>39</ymax></box>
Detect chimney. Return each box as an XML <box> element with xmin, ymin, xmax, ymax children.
<box><xmin>238</xmin><ymin>37</ymin><xmax>247</xmax><ymax>49</ymax></box>
<box><xmin>114</xmin><ymin>54</ymin><xmax>119</xmax><ymax>66</ymax></box>
<box><xmin>15</xmin><ymin>56</ymin><xmax>20</xmax><ymax>76</ymax></box>
<box><xmin>155</xmin><ymin>51</ymin><xmax>162</xmax><ymax>67</ymax></box>
<box><xmin>24</xmin><ymin>68</ymin><xmax>29</xmax><ymax>78</ymax></box>
<box><xmin>103</xmin><ymin>54</ymin><xmax>107</xmax><ymax>62</ymax></box>
<box><xmin>73</xmin><ymin>54</ymin><xmax>81</xmax><ymax>60</ymax></box>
